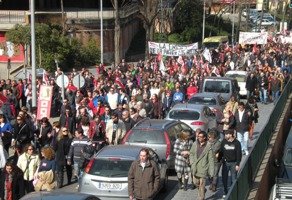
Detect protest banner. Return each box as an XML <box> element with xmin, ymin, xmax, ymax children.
<box><xmin>37</xmin><ymin>85</ymin><xmax>53</xmax><ymax>120</ymax></box>
<box><xmin>148</xmin><ymin>41</ymin><xmax>198</xmax><ymax>56</ymax></box>
<box><xmin>239</xmin><ymin>32</ymin><xmax>268</xmax><ymax>44</ymax></box>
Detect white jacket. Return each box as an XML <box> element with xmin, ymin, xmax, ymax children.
<box><xmin>0</xmin><ymin>144</ymin><xmax>7</xmax><ymax>169</ymax></box>
<box><xmin>17</xmin><ymin>153</ymin><xmax>40</xmax><ymax>181</ymax></box>
<box><xmin>106</xmin><ymin>119</ymin><xmax>126</xmax><ymax>145</ymax></box>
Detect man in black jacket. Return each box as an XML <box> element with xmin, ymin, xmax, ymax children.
<box><xmin>245</xmin><ymin>72</ymin><xmax>258</xmax><ymax>99</ymax></box>
<box><xmin>220</xmin><ymin>129</ymin><xmax>242</xmax><ymax>196</ymax></box>
<box><xmin>234</xmin><ymin>102</ymin><xmax>251</xmax><ymax>155</ymax></box>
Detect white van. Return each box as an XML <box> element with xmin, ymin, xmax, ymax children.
<box><xmin>225</xmin><ymin>71</ymin><xmax>247</xmax><ymax>98</ymax></box>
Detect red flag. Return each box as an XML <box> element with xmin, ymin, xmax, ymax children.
<box><xmin>157</xmin><ymin>52</ymin><xmax>162</xmax><ymax>62</ymax></box>
<box><xmin>115</xmin><ymin>77</ymin><xmax>125</xmax><ymax>90</ymax></box>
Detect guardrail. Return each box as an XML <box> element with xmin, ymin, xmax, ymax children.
<box><xmin>225</xmin><ymin>79</ymin><xmax>292</xmax><ymax>200</ymax></box>
<box><xmin>0</xmin><ymin>10</ymin><xmax>26</xmax><ymax>23</ymax></box>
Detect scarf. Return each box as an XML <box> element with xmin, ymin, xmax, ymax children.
<box><xmin>4</xmin><ymin>173</ymin><xmax>13</xmax><ymax>200</ymax></box>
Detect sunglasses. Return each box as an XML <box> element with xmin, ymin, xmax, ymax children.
<box><xmin>27</xmin><ymin>148</ymin><xmax>33</xmax><ymax>151</ymax></box>
<box><xmin>62</xmin><ymin>130</ymin><xmax>68</xmax><ymax>132</ymax></box>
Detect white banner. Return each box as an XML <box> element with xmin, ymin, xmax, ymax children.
<box><xmin>148</xmin><ymin>41</ymin><xmax>198</xmax><ymax>56</ymax></box>
<box><xmin>239</xmin><ymin>32</ymin><xmax>268</xmax><ymax>44</ymax></box>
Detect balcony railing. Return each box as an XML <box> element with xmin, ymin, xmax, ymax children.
<box><xmin>0</xmin><ymin>10</ymin><xmax>26</xmax><ymax>23</ymax></box>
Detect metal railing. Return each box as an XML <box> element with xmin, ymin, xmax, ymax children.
<box><xmin>226</xmin><ymin>79</ymin><xmax>292</xmax><ymax>200</ymax></box>
<box><xmin>0</xmin><ymin>10</ymin><xmax>26</xmax><ymax>23</ymax></box>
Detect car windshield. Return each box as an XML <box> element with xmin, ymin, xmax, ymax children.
<box><xmin>88</xmin><ymin>158</ymin><xmax>133</xmax><ymax>177</ymax></box>
<box><xmin>168</xmin><ymin>110</ymin><xmax>200</xmax><ymax>120</ymax></box>
<box><xmin>128</xmin><ymin>130</ymin><xmax>165</xmax><ymax>144</ymax></box>
<box><xmin>189</xmin><ymin>97</ymin><xmax>217</xmax><ymax>105</ymax></box>
<box><xmin>226</xmin><ymin>74</ymin><xmax>246</xmax><ymax>82</ymax></box>
<box><xmin>204</xmin><ymin>80</ymin><xmax>230</xmax><ymax>93</ymax></box>
<box><xmin>284</xmin><ymin>148</ymin><xmax>292</xmax><ymax>166</ymax></box>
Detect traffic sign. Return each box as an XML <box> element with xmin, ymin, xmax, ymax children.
<box><xmin>73</xmin><ymin>74</ymin><xmax>85</xmax><ymax>89</ymax></box>
<box><xmin>56</xmin><ymin>74</ymin><xmax>69</xmax><ymax>88</ymax></box>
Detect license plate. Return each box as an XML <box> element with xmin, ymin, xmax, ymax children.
<box><xmin>98</xmin><ymin>182</ymin><xmax>122</xmax><ymax>190</ymax></box>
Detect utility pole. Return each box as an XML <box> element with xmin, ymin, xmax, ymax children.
<box><xmin>100</xmin><ymin>0</ymin><xmax>103</xmax><ymax>64</ymax></box>
<box><xmin>231</xmin><ymin>0</ymin><xmax>235</xmax><ymax>48</ymax></box>
<box><xmin>30</xmin><ymin>0</ymin><xmax>37</xmax><ymax>107</ymax></box>
<box><xmin>202</xmin><ymin>0</ymin><xmax>206</xmax><ymax>43</ymax></box>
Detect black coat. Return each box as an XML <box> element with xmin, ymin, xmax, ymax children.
<box><xmin>13</xmin><ymin>122</ymin><xmax>32</xmax><ymax>145</ymax></box>
<box><xmin>59</xmin><ymin>114</ymin><xmax>76</xmax><ymax>134</ymax></box>
<box><xmin>54</xmin><ymin>136</ymin><xmax>73</xmax><ymax>166</ymax></box>
<box><xmin>0</xmin><ymin>167</ymin><xmax>25</xmax><ymax>200</ymax></box>
<box><xmin>234</xmin><ymin>109</ymin><xmax>251</xmax><ymax>133</ymax></box>
<box><xmin>245</xmin><ymin>76</ymin><xmax>258</xmax><ymax>92</ymax></box>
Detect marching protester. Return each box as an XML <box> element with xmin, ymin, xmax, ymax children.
<box><xmin>174</xmin><ymin>130</ymin><xmax>194</xmax><ymax>191</ymax></box>
<box><xmin>128</xmin><ymin>148</ymin><xmax>160</xmax><ymax>200</ymax></box>
<box><xmin>105</xmin><ymin>113</ymin><xmax>126</xmax><ymax>145</ymax></box>
<box><xmin>17</xmin><ymin>144</ymin><xmax>40</xmax><ymax>193</ymax></box>
<box><xmin>189</xmin><ymin>131</ymin><xmax>215</xmax><ymax>200</ymax></box>
<box><xmin>220</xmin><ymin>129</ymin><xmax>242</xmax><ymax>196</ymax></box>
<box><xmin>54</xmin><ymin>127</ymin><xmax>73</xmax><ymax>188</ymax></box>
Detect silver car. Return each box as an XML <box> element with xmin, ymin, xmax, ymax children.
<box><xmin>188</xmin><ymin>92</ymin><xmax>225</xmax><ymax>112</ymax></box>
<box><xmin>79</xmin><ymin>145</ymin><xmax>168</xmax><ymax>199</ymax></box>
<box><xmin>165</xmin><ymin>104</ymin><xmax>217</xmax><ymax>131</ymax></box>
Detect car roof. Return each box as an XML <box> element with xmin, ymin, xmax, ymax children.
<box><xmin>133</xmin><ymin>118</ymin><xmax>176</xmax><ymax>130</ymax></box>
<box><xmin>171</xmin><ymin>103</ymin><xmax>207</xmax><ymax>110</ymax></box>
<box><xmin>190</xmin><ymin>92</ymin><xmax>220</xmax><ymax>98</ymax></box>
<box><xmin>20</xmin><ymin>191</ymin><xmax>100</xmax><ymax>200</ymax></box>
<box><xmin>204</xmin><ymin>76</ymin><xmax>234</xmax><ymax>81</ymax></box>
<box><xmin>225</xmin><ymin>70</ymin><xmax>247</xmax><ymax>75</ymax></box>
<box><xmin>96</xmin><ymin>145</ymin><xmax>143</xmax><ymax>160</ymax></box>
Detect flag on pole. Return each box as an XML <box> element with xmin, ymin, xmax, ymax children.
<box><xmin>203</xmin><ymin>48</ymin><xmax>212</xmax><ymax>63</ymax></box>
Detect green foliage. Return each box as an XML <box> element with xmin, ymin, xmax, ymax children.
<box><xmin>172</xmin><ymin>0</ymin><xmax>233</xmax><ymax>43</ymax></box>
<box><xmin>167</xmin><ymin>33</ymin><xmax>182</xmax><ymax>43</ymax></box>
<box><xmin>5</xmin><ymin>23</ymin><xmax>100</xmax><ymax>72</ymax></box>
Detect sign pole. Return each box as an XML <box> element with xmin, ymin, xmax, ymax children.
<box><xmin>61</xmin><ymin>72</ymin><xmax>65</xmax><ymax>101</ymax></box>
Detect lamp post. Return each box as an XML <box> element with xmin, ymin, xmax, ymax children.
<box><xmin>100</xmin><ymin>0</ymin><xmax>103</xmax><ymax>64</ymax></box>
<box><xmin>231</xmin><ymin>0</ymin><xmax>235</xmax><ymax>48</ymax></box>
<box><xmin>202</xmin><ymin>0</ymin><xmax>206</xmax><ymax>43</ymax></box>
<box><xmin>30</xmin><ymin>0</ymin><xmax>37</xmax><ymax>107</ymax></box>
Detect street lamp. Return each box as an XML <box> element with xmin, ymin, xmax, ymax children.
<box><xmin>202</xmin><ymin>0</ymin><xmax>206</xmax><ymax>43</ymax></box>
<box><xmin>100</xmin><ymin>0</ymin><xmax>103</xmax><ymax>64</ymax></box>
<box><xmin>231</xmin><ymin>0</ymin><xmax>235</xmax><ymax>48</ymax></box>
<box><xmin>30</xmin><ymin>0</ymin><xmax>37</xmax><ymax>107</ymax></box>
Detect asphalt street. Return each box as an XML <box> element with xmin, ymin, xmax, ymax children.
<box><xmin>56</xmin><ymin>102</ymin><xmax>274</xmax><ymax>200</ymax></box>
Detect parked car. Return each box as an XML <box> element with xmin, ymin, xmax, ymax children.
<box><xmin>79</xmin><ymin>145</ymin><xmax>168</xmax><ymax>199</ymax></box>
<box><xmin>200</xmin><ymin>76</ymin><xmax>240</xmax><ymax>102</ymax></box>
<box><xmin>188</xmin><ymin>92</ymin><xmax>225</xmax><ymax>111</ymax></box>
<box><xmin>122</xmin><ymin>118</ymin><xmax>194</xmax><ymax>169</ymax></box>
<box><xmin>20</xmin><ymin>192</ymin><xmax>100</xmax><ymax>200</ymax></box>
<box><xmin>242</xmin><ymin>8</ymin><xmax>260</xmax><ymax>18</ymax></box>
<box><xmin>257</xmin><ymin>18</ymin><xmax>277</xmax><ymax>26</ymax></box>
<box><xmin>165</xmin><ymin>104</ymin><xmax>217</xmax><ymax>132</ymax></box>
<box><xmin>225</xmin><ymin>70</ymin><xmax>248</xmax><ymax>98</ymax></box>
<box><xmin>251</xmin><ymin>15</ymin><xmax>275</xmax><ymax>24</ymax></box>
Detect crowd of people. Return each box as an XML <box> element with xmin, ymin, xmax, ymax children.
<box><xmin>0</xmin><ymin>35</ymin><xmax>289</xmax><ymax>199</ymax></box>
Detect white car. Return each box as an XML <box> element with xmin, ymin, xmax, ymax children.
<box><xmin>256</xmin><ymin>18</ymin><xmax>277</xmax><ymax>26</ymax></box>
<box><xmin>225</xmin><ymin>70</ymin><xmax>247</xmax><ymax>98</ymax></box>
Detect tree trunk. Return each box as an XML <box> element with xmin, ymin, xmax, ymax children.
<box><xmin>114</xmin><ymin>0</ymin><xmax>120</xmax><ymax>66</ymax></box>
<box><xmin>144</xmin><ymin>23</ymin><xmax>154</xmax><ymax>59</ymax></box>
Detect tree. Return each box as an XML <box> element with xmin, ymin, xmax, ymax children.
<box><xmin>137</xmin><ymin>0</ymin><xmax>160</xmax><ymax>56</ymax></box>
<box><xmin>5</xmin><ymin>23</ymin><xmax>100</xmax><ymax>72</ymax></box>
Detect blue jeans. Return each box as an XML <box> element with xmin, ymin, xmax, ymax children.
<box><xmin>73</xmin><ymin>162</ymin><xmax>83</xmax><ymax>182</ymax></box>
<box><xmin>272</xmin><ymin>91</ymin><xmax>280</xmax><ymax>103</ymax></box>
<box><xmin>222</xmin><ymin>161</ymin><xmax>237</xmax><ymax>194</ymax></box>
<box><xmin>259</xmin><ymin>88</ymin><xmax>267</xmax><ymax>103</ymax></box>
<box><xmin>237</xmin><ymin>131</ymin><xmax>249</xmax><ymax>151</ymax></box>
